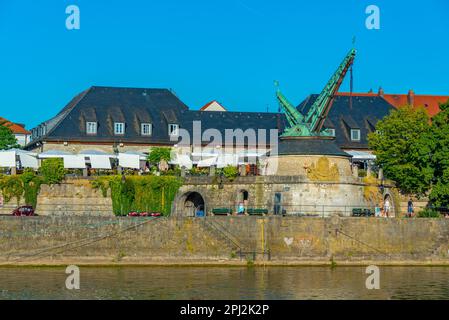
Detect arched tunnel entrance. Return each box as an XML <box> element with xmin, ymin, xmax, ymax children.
<box><xmin>183</xmin><ymin>192</ymin><xmax>205</xmax><ymax>217</ymax></box>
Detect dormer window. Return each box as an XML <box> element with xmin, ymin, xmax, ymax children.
<box><xmin>141</xmin><ymin>123</ymin><xmax>152</xmax><ymax>136</ymax></box>
<box><xmin>38</xmin><ymin>125</ymin><xmax>46</xmax><ymax>137</ymax></box>
<box><xmin>86</xmin><ymin>122</ymin><xmax>97</xmax><ymax>134</ymax></box>
<box><xmin>114</xmin><ymin>122</ymin><xmax>125</xmax><ymax>135</ymax></box>
<box><xmin>168</xmin><ymin>124</ymin><xmax>179</xmax><ymax>136</ymax></box>
<box><xmin>351</xmin><ymin>129</ymin><xmax>361</xmax><ymax>141</ymax></box>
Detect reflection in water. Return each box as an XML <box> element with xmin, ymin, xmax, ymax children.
<box><xmin>0</xmin><ymin>267</ymin><xmax>448</xmax><ymax>300</ymax></box>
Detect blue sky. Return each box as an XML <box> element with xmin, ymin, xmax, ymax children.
<box><xmin>1</xmin><ymin>0</ymin><xmax>448</xmax><ymax>128</ymax></box>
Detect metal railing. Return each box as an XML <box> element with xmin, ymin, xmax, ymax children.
<box><xmin>206</xmin><ymin>204</ymin><xmax>379</xmax><ymax>218</ymax></box>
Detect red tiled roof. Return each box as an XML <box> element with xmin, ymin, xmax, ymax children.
<box><xmin>0</xmin><ymin>117</ymin><xmax>30</xmax><ymax>134</ymax></box>
<box><xmin>337</xmin><ymin>92</ymin><xmax>378</xmax><ymax>97</ymax></box>
<box><xmin>337</xmin><ymin>91</ymin><xmax>449</xmax><ymax>117</ymax></box>
<box><xmin>200</xmin><ymin>101</ymin><xmax>215</xmax><ymax>110</ymax></box>
<box><xmin>199</xmin><ymin>100</ymin><xmax>227</xmax><ymax>111</ymax></box>
<box><xmin>383</xmin><ymin>95</ymin><xmax>449</xmax><ymax>117</ymax></box>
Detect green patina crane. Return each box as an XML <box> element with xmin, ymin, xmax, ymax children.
<box><xmin>275</xmin><ymin>48</ymin><xmax>356</xmax><ymax>137</ymax></box>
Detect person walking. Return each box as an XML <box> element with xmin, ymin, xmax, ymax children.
<box><xmin>384</xmin><ymin>198</ymin><xmax>391</xmax><ymax>218</ymax></box>
<box><xmin>375</xmin><ymin>205</ymin><xmax>381</xmax><ymax>217</ymax></box>
<box><xmin>237</xmin><ymin>202</ymin><xmax>245</xmax><ymax>215</ymax></box>
<box><xmin>407</xmin><ymin>199</ymin><xmax>414</xmax><ymax>218</ymax></box>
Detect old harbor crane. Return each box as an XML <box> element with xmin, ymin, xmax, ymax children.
<box><xmin>275</xmin><ymin>48</ymin><xmax>356</xmax><ymax>137</ymax></box>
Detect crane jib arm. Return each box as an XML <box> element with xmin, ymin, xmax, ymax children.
<box><xmin>275</xmin><ymin>48</ymin><xmax>356</xmax><ymax>137</ymax></box>
<box><xmin>276</xmin><ymin>89</ymin><xmax>305</xmax><ymax>127</ymax></box>
<box><xmin>307</xmin><ymin>49</ymin><xmax>356</xmax><ymax>133</ymax></box>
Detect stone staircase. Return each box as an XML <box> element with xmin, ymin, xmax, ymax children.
<box><xmin>198</xmin><ymin>218</ymin><xmax>270</xmax><ymax>261</ymax></box>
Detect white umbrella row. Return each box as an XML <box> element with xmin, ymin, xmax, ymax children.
<box><xmin>0</xmin><ymin>149</ymin><xmax>148</xmax><ymax>170</ymax></box>
<box><xmin>0</xmin><ymin>149</ymin><xmax>39</xmax><ymax>169</ymax></box>
<box><xmin>1</xmin><ymin>148</ymin><xmax>266</xmax><ymax>170</ymax></box>
<box><xmin>170</xmin><ymin>151</ymin><xmax>267</xmax><ymax>169</ymax></box>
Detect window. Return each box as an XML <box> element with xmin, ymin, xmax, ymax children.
<box><xmin>86</xmin><ymin>122</ymin><xmax>97</xmax><ymax>134</ymax></box>
<box><xmin>328</xmin><ymin>129</ymin><xmax>336</xmax><ymax>137</ymax></box>
<box><xmin>351</xmin><ymin>129</ymin><xmax>361</xmax><ymax>141</ymax></box>
<box><xmin>114</xmin><ymin>122</ymin><xmax>125</xmax><ymax>135</ymax></box>
<box><xmin>168</xmin><ymin>124</ymin><xmax>179</xmax><ymax>136</ymax></box>
<box><xmin>141</xmin><ymin>123</ymin><xmax>152</xmax><ymax>136</ymax></box>
<box><xmin>38</xmin><ymin>126</ymin><xmax>46</xmax><ymax>137</ymax></box>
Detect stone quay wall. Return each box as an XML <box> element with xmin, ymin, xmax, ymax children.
<box><xmin>0</xmin><ymin>216</ymin><xmax>448</xmax><ymax>266</ymax></box>
<box><xmin>36</xmin><ymin>179</ymin><xmax>113</xmax><ymax>216</ymax></box>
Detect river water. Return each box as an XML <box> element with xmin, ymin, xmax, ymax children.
<box><xmin>0</xmin><ymin>266</ymin><xmax>448</xmax><ymax>300</ymax></box>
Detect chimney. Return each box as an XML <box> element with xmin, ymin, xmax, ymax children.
<box><xmin>407</xmin><ymin>89</ymin><xmax>415</xmax><ymax>106</ymax></box>
<box><xmin>378</xmin><ymin>87</ymin><xmax>384</xmax><ymax>97</ymax></box>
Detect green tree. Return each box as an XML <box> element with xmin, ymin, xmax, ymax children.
<box><xmin>40</xmin><ymin>158</ymin><xmax>66</xmax><ymax>184</ymax></box>
<box><xmin>0</xmin><ymin>121</ymin><xmax>19</xmax><ymax>150</ymax></box>
<box><xmin>148</xmin><ymin>147</ymin><xmax>171</xmax><ymax>170</ymax></box>
<box><xmin>368</xmin><ymin>106</ymin><xmax>433</xmax><ymax>195</ymax></box>
<box><xmin>428</xmin><ymin>99</ymin><xmax>449</xmax><ymax>207</ymax></box>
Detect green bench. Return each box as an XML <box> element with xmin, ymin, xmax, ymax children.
<box><xmin>247</xmin><ymin>208</ymin><xmax>269</xmax><ymax>216</ymax></box>
<box><xmin>352</xmin><ymin>208</ymin><xmax>374</xmax><ymax>217</ymax></box>
<box><xmin>212</xmin><ymin>208</ymin><xmax>233</xmax><ymax>216</ymax></box>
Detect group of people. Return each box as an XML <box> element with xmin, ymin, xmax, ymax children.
<box><xmin>373</xmin><ymin>197</ymin><xmax>415</xmax><ymax>218</ymax></box>
<box><xmin>374</xmin><ymin>198</ymin><xmax>391</xmax><ymax>217</ymax></box>
<box><xmin>375</xmin><ymin>198</ymin><xmax>415</xmax><ymax>218</ymax></box>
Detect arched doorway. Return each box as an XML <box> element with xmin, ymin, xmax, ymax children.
<box><xmin>184</xmin><ymin>192</ymin><xmax>205</xmax><ymax>217</ymax></box>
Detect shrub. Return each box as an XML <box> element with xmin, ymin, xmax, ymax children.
<box><xmin>222</xmin><ymin>165</ymin><xmax>239</xmax><ymax>181</ymax></box>
<box><xmin>358</xmin><ymin>169</ymin><xmax>367</xmax><ymax>178</ymax></box>
<box><xmin>20</xmin><ymin>168</ymin><xmax>43</xmax><ymax>207</ymax></box>
<box><xmin>161</xmin><ymin>166</ymin><xmax>181</xmax><ymax>176</ymax></box>
<box><xmin>0</xmin><ymin>169</ymin><xmax>42</xmax><ymax>207</ymax></box>
<box><xmin>0</xmin><ymin>175</ymin><xmax>23</xmax><ymax>204</ymax></box>
<box><xmin>189</xmin><ymin>167</ymin><xmax>208</xmax><ymax>176</ymax></box>
<box><xmin>417</xmin><ymin>208</ymin><xmax>441</xmax><ymax>218</ymax></box>
<box><xmin>40</xmin><ymin>158</ymin><xmax>66</xmax><ymax>184</ymax></box>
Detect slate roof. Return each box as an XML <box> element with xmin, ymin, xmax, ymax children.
<box><xmin>277</xmin><ymin>138</ymin><xmax>350</xmax><ymax>157</ymax></box>
<box><xmin>28</xmin><ymin>86</ymin><xmax>190</xmax><ymax>146</ymax></box>
<box><xmin>28</xmin><ymin>86</ymin><xmax>288</xmax><ymax>148</ymax></box>
<box><xmin>179</xmin><ymin>110</ymin><xmax>287</xmax><ymax>146</ymax></box>
<box><xmin>27</xmin><ymin>86</ymin><xmax>396</xmax><ymax>151</ymax></box>
<box><xmin>297</xmin><ymin>94</ymin><xmax>396</xmax><ymax>149</ymax></box>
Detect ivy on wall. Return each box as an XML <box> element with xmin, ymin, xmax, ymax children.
<box><xmin>91</xmin><ymin>176</ymin><xmax>182</xmax><ymax>216</ymax></box>
<box><xmin>0</xmin><ymin>169</ymin><xmax>43</xmax><ymax>207</ymax></box>
<box><xmin>0</xmin><ymin>160</ymin><xmax>66</xmax><ymax>208</ymax></box>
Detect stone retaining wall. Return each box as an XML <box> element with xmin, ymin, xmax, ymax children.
<box><xmin>35</xmin><ymin>181</ymin><xmax>113</xmax><ymax>216</ymax></box>
<box><xmin>0</xmin><ymin>216</ymin><xmax>448</xmax><ymax>265</ymax></box>
<box><xmin>174</xmin><ymin>176</ymin><xmax>396</xmax><ymax>217</ymax></box>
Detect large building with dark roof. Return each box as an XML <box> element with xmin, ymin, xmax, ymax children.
<box><xmin>28</xmin><ymin>85</ymin><xmax>434</xmax><ymax>156</ymax></box>
<box><xmin>26</xmin><ymin>86</ymin><xmax>288</xmax><ymax>154</ymax></box>
<box><xmin>298</xmin><ymin>93</ymin><xmax>396</xmax><ymax>151</ymax></box>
